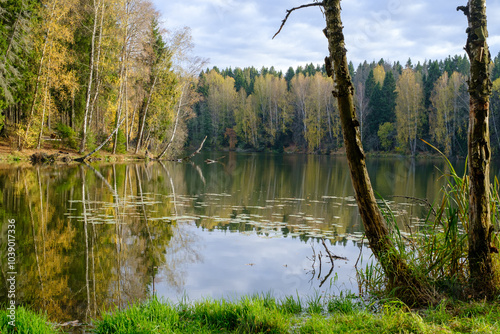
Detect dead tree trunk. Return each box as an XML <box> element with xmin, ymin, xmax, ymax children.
<box><xmin>458</xmin><ymin>1</ymin><xmax>496</xmax><ymax>297</ymax></box>
<box><xmin>275</xmin><ymin>0</ymin><xmax>436</xmax><ymax>304</ymax></box>
<box><xmin>323</xmin><ymin>0</ymin><xmax>435</xmax><ymax>303</ymax></box>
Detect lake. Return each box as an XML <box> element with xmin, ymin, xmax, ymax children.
<box><xmin>0</xmin><ymin>153</ymin><xmax>479</xmax><ymax>324</ymax></box>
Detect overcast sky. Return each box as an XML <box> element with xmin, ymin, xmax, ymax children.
<box><xmin>152</xmin><ymin>0</ymin><xmax>500</xmax><ymax>71</ymax></box>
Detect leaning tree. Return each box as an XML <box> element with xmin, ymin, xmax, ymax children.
<box><xmin>274</xmin><ymin>0</ymin><xmax>436</xmax><ymax>305</ymax></box>
<box><xmin>274</xmin><ymin>0</ymin><xmax>498</xmax><ymax>301</ymax></box>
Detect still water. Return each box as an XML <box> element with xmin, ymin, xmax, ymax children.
<box><xmin>0</xmin><ymin>153</ymin><xmax>476</xmax><ymax>323</ymax></box>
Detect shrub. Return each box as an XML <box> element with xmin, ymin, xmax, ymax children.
<box><xmin>55</xmin><ymin>123</ymin><xmax>78</xmax><ymax>150</ymax></box>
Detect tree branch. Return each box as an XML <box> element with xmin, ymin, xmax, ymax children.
<box><xmin>272</xmin><ymin>2</ymin><xmax>324</xmax><ymax>39</ymax></box>
<box><xmin>182</xmin><ymin>136</ymin><xmax>207</xmax><ymax>160</ymax></box>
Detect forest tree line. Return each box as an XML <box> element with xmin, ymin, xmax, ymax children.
<box><xmin>187</xmin><ymin>54</ymin><xmax>500</xmax><ymax>157</ymax></box>
<box><xmin>0</xmin><ymin>0</ymin><xmax>204</xmax><ymax>156</ymax></box>
<box><xmin>2</xmin><ymin>1</ymin><xmax>500</xmax><ymax>158</ymax></box>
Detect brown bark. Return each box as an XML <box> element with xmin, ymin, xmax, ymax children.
<box><xmin>274</xmin><ymin>2</ymin><xmax>435</xmax><ymax>303</ymax></box>
<box><xmin>322</xmin><ymin>0</ymin><xmax>435</xmax><ymax>304</ymax></box>
<box><xmin>459</xmin><ymin>0</ymin><xmax>496</xmax><ymax>297</ymax></box>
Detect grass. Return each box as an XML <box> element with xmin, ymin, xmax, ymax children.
<box><xmin>2</xmin><ymin>295</ymin><xmax>500</xmax><ymax>333</ymax></box>
<box><xmin>89</xmin><ymin>295</ymin><xmax>500</xmax><ymax>334</ymax></box>
<box><xmin>0</xmin><ymin>306</ymin><xmax>62</xmax><ymax>333</ymax></box>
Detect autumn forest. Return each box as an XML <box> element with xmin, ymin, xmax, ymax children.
<box><xmin>2</xmin><ymin>0</ymin><xmax>500</xmax><ymax>158</ymax></box>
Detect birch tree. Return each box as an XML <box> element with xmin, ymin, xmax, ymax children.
<box><xmin>430</xmin><ymin>72</ymin><xmax>453</xmax><ymax>155</ymax></box>
<box><xmin>396</xmin><ymin>68</ymin><xmax>424</xmax><ymax>155</ymax></box>
<box><xmin>80</xmin><ymin>0</ymin><xmax>104</xmax><ymax>153</ymax></box>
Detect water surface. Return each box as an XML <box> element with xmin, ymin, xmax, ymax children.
<box><xmin>0</xmin><ymin>153</ymin><xmax>472</xmax><ymax>323</ymax></box>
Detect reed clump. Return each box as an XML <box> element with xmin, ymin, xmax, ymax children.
<box><xmin>358</xmin><ymin>150</ymin><xmax>500</xmax><ymax>303</ymax></box>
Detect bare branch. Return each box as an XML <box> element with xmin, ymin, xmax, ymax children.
<box><xmin>272</xmin><ymin>2</ymin><xmax>324</xmax><ymax>39</ymax></box>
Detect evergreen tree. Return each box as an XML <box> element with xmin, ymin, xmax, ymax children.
<box><xmin>424</xmin><ymin>61</ymin><xmax>442</xmax><ymax>111</ymax></box>
<box><xmin>284</xmin><ymin>66</ymin><xmax>294</xmax><ymax>89</ymax></box>
<box><xmin>365</xmin><ymin>69</ymin><xmax>377</xmax><ymax>98</ymax></box>
<box><xmin>380</xmin><ymin>71</ymin><xmax>397</xmax><ymax>123</ymax></box>
<box><xmin>492</xmin><ymin>51</ymin><xmax>500</xmax><ymax>81</ymax></box>
<box><xmin>304</xmin><ymin>63</ymin><xmax>315</xmax><ymax>76</ymax></box>
<box><xmin>348</xmin><ymin>61</ymin><xmax>355</xmax><ymax>78</ymax></box>
<box><xmin>415</xmin><ymin>61</ymin><xmax>423</xmax><ymax>73</ymax></box>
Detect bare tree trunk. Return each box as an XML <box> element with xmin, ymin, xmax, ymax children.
<box><xmin>37</xmin><ymin>59</ymin><xmax>51</xmax><ymax>149</ymax></box>
<box><xmin>135</xmin><ymin>75</ymin><xmax>158</xmax><ymax>154</ymax></box>
<box><xmin>89</xmin><ymin>1</ymin><xmax>105</xmax><ymax>131</ymax></box>
<box><xmin>75</xmin><ymin>114</ymin><xmax>127</xmax><ymax>162</ymax></box>
<box><xmin>113</xmin><ymin>0</ymin><xmax>129</xmax><ymax>154</ymax></box>
<box><xmin>459</xmin><ymin>1</ymin><xmax>496</xmax><ymax>297</ymax></box>
<box><xmin>125</xmin><ymin>65</ymin><xmax>129</xmax><ymax>151</ymax></box>
<box><xmin>112</xmin><ymin>76</ymin><xmax>125</xmax><ymax>154</ymax></box>
<box><xmin>322</xmin><ymin>0</ymin><xmax>434</xmax><ymax>304</ymax></box>
<box><xmin>80</xmin><ymin>0</ymin><xmax>100</xmax><ymax>154</ymax></box>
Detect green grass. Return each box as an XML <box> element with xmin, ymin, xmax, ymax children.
<box><xmin>0</xmin><ymin>306</ymin><xmax>62</xmax><ymax>333</ymax></box>
<box><xmin>2</xmin><ymin>296</ymin><xmax>500</xmax><ymax>333</ymax></box>
<box><xmin>94</xmin><ymin>296</ymin><xmax>500</xmax><ymax>334</ymax></box>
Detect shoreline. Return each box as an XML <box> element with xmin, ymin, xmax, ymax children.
<box><xmin>0</xmin><ymin>142</ymin><xmax>466</xmax><ymax>165</ymax></box>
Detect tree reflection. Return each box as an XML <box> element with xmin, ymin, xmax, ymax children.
<box><xmin>0</xmin><ymin>155</ymin><xmax>463</xmax><ymax>323</ymax></box>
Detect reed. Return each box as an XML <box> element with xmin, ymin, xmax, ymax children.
<box><xmin>358</xmin><ymin>141</ymin><xmax>500</xmax><ymax>301</ymax></box>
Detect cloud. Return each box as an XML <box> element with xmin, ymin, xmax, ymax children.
<box><xmin>154</xmin><ymin>0</ymin><xmax>500</xmax><ymax>70</ymax></box>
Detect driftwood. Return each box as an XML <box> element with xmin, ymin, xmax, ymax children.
<box><xmin>307</xmin><ymin>238</ymin><xmax>348</xmax><ymax>288</ymax></box>
<box><xmin>205</xmin><ymin>155</ymin><xmax>225</xmax><ymax>164</ymax></box>
<box><xmin>30</xmin><ymin>152</ymin><xmax>59</xmax><ymax>164</ymax></box>
<box><xmin>183</xmin><ymin>136</ymin><xmax>207</xmax><ymax>160</ymax></box>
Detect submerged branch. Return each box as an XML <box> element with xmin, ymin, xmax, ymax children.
<box><xmin>184</xmin><ymin>136</ymin><xmax>207</xmax><ymax>160</ymax></box>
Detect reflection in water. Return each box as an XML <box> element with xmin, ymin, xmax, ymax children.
<box><xmin>0</xmin><ymin>154</ymin><xmax>474</xmax><ymax>323</ymax></box>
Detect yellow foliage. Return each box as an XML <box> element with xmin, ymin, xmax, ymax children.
<box><xmin>493</xmin><ymin>78</ymin><xmax>500</xmax><ymax>93</ymax></box>
<box><xmin>395</xmin><ymin>68</ymin><xmax>424</xmax><ymax>154</ymax></box>
<box><xmin>373</xmin><ymin>64</ymin><xmax>386</xmax><ymax>86</ymax></box>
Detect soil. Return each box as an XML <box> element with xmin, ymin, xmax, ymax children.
<box><xmin>0</xmin><ymin>137</ymin><xmax>144</xmax><ymax>164</ymax></box>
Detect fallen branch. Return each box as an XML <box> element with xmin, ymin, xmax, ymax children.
<box><xmin>205</xmin><ymin>155</ymin><xmax>225</xmax><ymax>164</ymax></box>
<box><xmin>75</xmin><ymin>114</ymin><xmax>127</xmax><ymax>162</ymax></box>
<box><xmin>319</xmin><ymin>264</ymin><xmax>334</xmax><ymax>288</ymax></box>
<box><xmin>183</xmin><ymin>136</ymin><xmax>207</xmax><ymax>160</ymax></box>
<box><xmin>321</xmin><ymin>238</ymin><xmax>348</xmax><ymax>263</ymax></box>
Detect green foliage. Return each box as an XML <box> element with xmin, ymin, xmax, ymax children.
<box><xmin>377</xmin><ymin>122</ymin><xmax>395</xmax><ymax>151</ymax></box>
<box><xmin>114</xmin><ymin>128</ymin><xmax>126</xmax><ymax>154</ymax></box>
<box><xmin>306</xmin><ymin>293</ymin><xmax>324</xmax><ymax>314</ymax></box>
<box><xmin>55</xmin><ymin>123</ymin><xmax>78</xmax><ymax>149</ymax></box>
<box><xmin>96</xmin><ymin>298</ymin><xmax>180</xmax><ymax>333</ymax></box>
<box><xmin>0</xmin><ymin>111</ymin><xmax>4</xmax><ymax>132</ymax></box>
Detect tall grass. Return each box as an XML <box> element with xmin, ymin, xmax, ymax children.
<box><xmin>358</xmin><ymin>142</ymin><xmax>500</xmax><ymax>301</ymax></box>
<box><xmin>0</xmin><ymin>306</ymin><xmax>61</xmax><ymax>333</ymax></box>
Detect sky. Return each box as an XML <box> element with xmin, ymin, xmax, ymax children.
<box><xmin>152</xmin><ymin>0</ymin><xmax>500</xmax><ymax>72</ymax></box>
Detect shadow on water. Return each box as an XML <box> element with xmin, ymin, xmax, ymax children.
<box><xmin>0</xmin><ymin>153</ymin><xmax>483</xmax><ymax>324</ymax></box>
